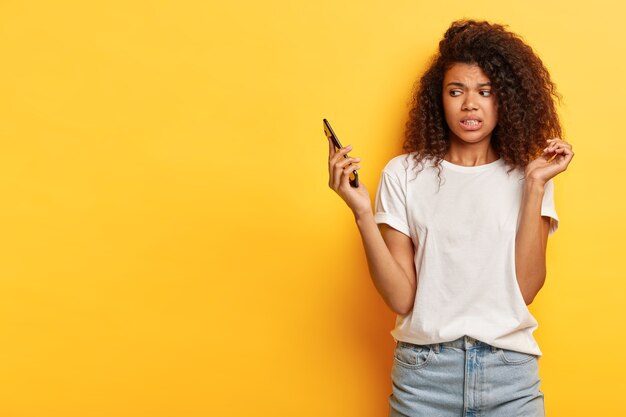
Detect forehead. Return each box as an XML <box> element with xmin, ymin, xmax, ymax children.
<box><xmin>443</xmin><ymin>63</ymin><xmax>491</xmax><ymax>84</ymax></box>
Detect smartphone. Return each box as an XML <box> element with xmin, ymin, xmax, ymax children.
<box><xmin>323</xmin><ymin>118</ymin><xmax>359</xmax><ymax>187</ymax></box>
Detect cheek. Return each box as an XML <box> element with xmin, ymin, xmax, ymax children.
<box><xmin>491</xmin><ymin>98</ymin><xmax>499</xmax><ymax>118</ymax></box>
<box><xmin>442</xmin><ymin>98</ymin><xmax>455</xmax><ymax>119</ymax></box>
<box><xmin>487</xmin><ymin>102</ymin><xmax>498</xmax><ymax>122</ymax></box>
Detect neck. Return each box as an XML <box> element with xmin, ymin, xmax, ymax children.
<box><xmin>444</xmin><ymin>139</ymin><xmax>499</xmax><ymax>167</ymax></box>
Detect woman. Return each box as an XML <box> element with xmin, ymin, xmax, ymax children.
<box><xmin>327</xmin><ymin>20</ymin><xmax>574</xmax><ymax>416</ymax></box>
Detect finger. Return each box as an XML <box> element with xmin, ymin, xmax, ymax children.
<box><xmin>551</xmin><ymin>142</ymin><xmax>572</xmax><ymax>154</ymax></box>
<box><xmin>546</xmin><ymin>138</ymin><xmax>565</xmax><ymax>144</ymax></box>
<box><xmin>334</xmin><ymin>157</ymin><xmax>361</xmax><ymax>191</ymax></box>
<box><xmin>336</xmin><ymin>145</ymin><xmax>353</xmax><ymax>158</ymax></box>
<box><xmin>336</xmin><ymin>156</ymin><xmax>361</xmax><ymax>170</ymax></box>
<box><xmin>332</xmin><ymin>159</ymin><xmax>347</xmax><ymax>190</ymax></box>
<box><xmin>328</xmin><ymin>138</ymin><xmax>339</xmax><ymax>187</ymax></box>
<box><xmin>546</xmin><ymin>139</ymin><xmax>572</xmax><ymax>151</ymax></box>
<box><xmin>545</xmin><ymin>142</ymin><xmax>562</xmax><ymax>153</ymax></box>
<box><xmin>559</xmin><ymin>146</ymin><xmax>574</xmax><ymax>158</ymax></box>
<box><xmin>553</xmin><ymin>146</ymin><xmax>573</xmax><ymax>162</ymax></box>
<box><xmin>330</xmin><ymin>147</ymin><xmax>356</xmax><ymax>185</ymax></box>
<box><xmin>331</xmin><ymin>156</ymin><xmax>359</xmax><ymax>185</ymax></box>
<box><xmin>551</xmin><ymin>140</ymin><xmax>572</xmax><ymax>150</ymax></box>
<box><xmin>345</xmin><ymin>164</ymin><xmax>361</xmax><ymax>172</ymax></box>
<box><xmin>555</xmin><ymin>150</ymin><xmax>574</xmax><ymax>169</ymax></box>
<box><xmin>339</xmin><ymin>164</ymin><xmax>359</xmax><ymax>189</ymax></box>
<box><xmin>543</xmin><ymin>142</ymin><xmax>556</xmax><ymax>152</ymax></box>
<box><xmin>328</xmin><ymin>155</ymin><xmax>336</xmax><ymax>188</ymax></box>
<box><xmin>334</xmin><ymin>162</ymin><xmax>349</xmax><ymax>190</ymax></box>
<box><xmin>330</xmin><ymin>145</ymin><xmax>353</xmax><ymax>166</ymax></box>
<box><xmin>328</xmin><ymin>149</ymin><xmax>336</xmax><ymax>189</ymax></box>
<box><xmin>543</xmin><ymin>147</ymin><xmax>562</xmax><ymax>163</ymax></box>
<box><xmin>546</xmin><ymin>148</ymin><xmax>564</xmax><ymax>158</ymax></box>
<box><xmin>328</xmin><ymin>137</ymin><xmax>336</xmax><ymax>159</ymax></box>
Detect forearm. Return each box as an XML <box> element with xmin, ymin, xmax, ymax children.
<box><xmin>354</xmin><ymin>213</ymin><xmax>416</xmax><ymax>315</ymax></box>
<box><xmin>515</xmin><ymin>180</ymin><xmax>547</xmax><ymax>305</ymax></box>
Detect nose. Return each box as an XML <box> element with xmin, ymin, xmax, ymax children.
<box><xmin>462</xmin><ymin>93</ymin><xmax>479</xmax><ymax>111</ymax></box>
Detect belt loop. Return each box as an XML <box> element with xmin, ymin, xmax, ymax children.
<box><xmin>433</xmin><ymin>343</ymin><xmax>440</xmax><ymax>354</ymax></box>
<box><xmin>490</xmin><ymin>345</ymin><xmax>497</xmax><ymax>353</ymax></box>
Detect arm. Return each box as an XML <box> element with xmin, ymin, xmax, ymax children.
<box><xmin>327</xmin><ymin>140</ymin><xmax>416</xmax><ymax>315</ymax></box>
<box><xmin>518</xmin><ymin>137</ymin><xmax>574</xmax><ymax>305</ymax></box>
<box><xmin>355</xmin><ymin>216</ymin><xmax>417</xmax><ymax>315</ymax></box>
<box><xmin>515</xmin><ymin>181</ymin><xmax>551</xmax><ymax>305</ymax></box>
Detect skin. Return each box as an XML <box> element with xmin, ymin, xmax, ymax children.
<box><xmin>442</xmin><ymin>63</ymin><xmax>499</xmax><ymax>166</ymax></box>
<box><xmin>327</xmin><ymin>62</ymin><xmax>574</xmax><ymax>314</ymax></box>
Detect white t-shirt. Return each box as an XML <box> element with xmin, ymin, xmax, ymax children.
<box><xmin>374</xmin><ymin>153</ymin><xmax>559</xmax><ymax>356</ymax></box>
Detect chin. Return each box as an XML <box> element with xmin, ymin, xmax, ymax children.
<box><xmin>451</xmin><ymin>131</ymin><xmax>491</xmax><ymax>144</ymax></box>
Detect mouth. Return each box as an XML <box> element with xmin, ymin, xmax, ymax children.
<box><xmin>459</xmin><ymin>118</ymin><xmax>483</xmax><ymax>131</ymax></box>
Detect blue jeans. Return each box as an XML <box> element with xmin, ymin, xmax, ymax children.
<box><xmin>389</xmin><ymin>336</ymin><xmax>545</xmax><ymax>417</ymax></box>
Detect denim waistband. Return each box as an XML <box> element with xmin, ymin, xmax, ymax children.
<box><xmin>398</xmin><ymin>335</ymin><xmax>498</xmax><ymax>354</ymax></box>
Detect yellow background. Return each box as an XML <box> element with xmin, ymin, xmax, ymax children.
<box><xmin>0</xmin><ymin>1</ymin><xmax>623</xmax><ymax>416</ymax></box>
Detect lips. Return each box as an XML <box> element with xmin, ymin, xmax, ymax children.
<box><xmin>459</xmin><ymin>118</ymin><xmax>483</xmax><ymax>131</ymax></box>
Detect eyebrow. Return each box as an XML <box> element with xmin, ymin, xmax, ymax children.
<box><xmin>446</xmin><ymin>82</ymin><xmax>492</xmax><ymax>87</ymax></box>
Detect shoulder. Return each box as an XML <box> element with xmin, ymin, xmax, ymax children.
<box><xmin>380</xmin><ymin>154</ymin><xmax>413</xmax><ymax>187</ymax></box>
<box><xmin>381</xmin><ymin>153</ymin><xmax>437</xmax><ymax>186</ymax></box>
<box><xmin>381</xmin><ymin>152</ymin><xmax>427</xmax><ymax>176</ymax></box>
<box><xmin>382</xmin><ymin>153</ymin><xmax>411</xmax><ymax>172</ymax></box>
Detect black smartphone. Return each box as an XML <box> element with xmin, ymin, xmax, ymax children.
<box><xmin>323</xmin><ymin>118</ymin><xmax>359</xmax><ymax>187</ymax></box>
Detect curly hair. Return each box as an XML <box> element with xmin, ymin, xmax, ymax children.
<box><xmin>404</xmin><ymin>19</ymin><xmax>562</xmax><ymax>174</ymax></box>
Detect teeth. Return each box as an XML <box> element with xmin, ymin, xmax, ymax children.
<box><xmin>463</xmin><ymin>120</ymin><xmax>479</xmax><ymax>125</ymax></box>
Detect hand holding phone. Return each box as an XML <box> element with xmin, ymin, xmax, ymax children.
<box><xmin>323</xmin><ymin>118</ymin><xmax>359</xmax><ymax>187</ymax></box>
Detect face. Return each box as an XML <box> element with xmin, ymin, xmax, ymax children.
<box><xmin>442</xmin><ymin>63</ymin><xmax>498</xmax><ymax>146</ymax></box>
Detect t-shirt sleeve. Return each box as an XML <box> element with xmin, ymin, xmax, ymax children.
<box><xmin>374</xmin><ymin>169</ymin><xmax>411</xmax><ymax>237</ymax></box>
<box><xmin>541</xmin><ymin>179</ymin><xmax>559</xmax><ymax>236</ymax></box>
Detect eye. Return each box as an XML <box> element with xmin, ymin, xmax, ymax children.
<box><xmin>449</xmin><ymin>89</ymin><xmax>462</xmax><ymax>97</ymax></box>
<box><xmin>480</xmin><ymin>90</ymin><xmax>492</xmax><ymax>97</ymax></box>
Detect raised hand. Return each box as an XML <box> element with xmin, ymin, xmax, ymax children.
<box><xmin>525</xmin><ymin>138</ymin><xmax>574</xmax><ymax>184</ymax></box>
<box><xmin>327</xmin><ymin>138</ymin><xmax>372</xmax><ymax>217</ymax></box>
